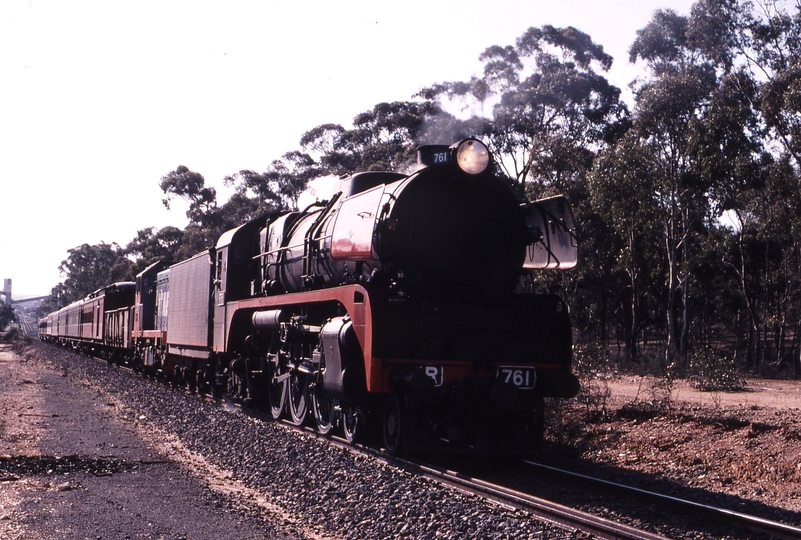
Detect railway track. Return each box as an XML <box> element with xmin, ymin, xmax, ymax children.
<box><xmin>521</xmin><ymin>459</ymin><xmax>801</xmax><ymax>540</ymax></box>
<box><xmin>401</xmin><ymin>454</ymin><xmax>801</xmax><ymax>539</ymax></box>
<box><xmin>271</xmin><ymin>404</ymin><xmax>801</xmax><ymax>539</ymax></box>
<box><xmin>99</xmin><ymin>355</ymin><xmax>666</xmax><ymax>538</ymax></box>
<box><xmin>238</xmin><ymin>405</ymin><xmax>678</xmax><ymax>539</ymax></box>
<box><xmin>384</xmin><ymin>455</ymin><xmax>671</xmax><ymax>540</ymax></box>
<box><xmin>89</xmin><ymin>351</ymin><xmax>801</xmax><ymax>539</ymax></box>
<box><xmin>262</xmin><ymin>423</ymin><xmax>670</xmax><ymax>539</ymax></box>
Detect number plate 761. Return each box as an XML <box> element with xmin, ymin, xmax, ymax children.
<box><xmin>496</xmin><ymin>366</ymin><xmax>537</xmax><ymax>389</ymax></box>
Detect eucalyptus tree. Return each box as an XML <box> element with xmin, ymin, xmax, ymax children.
<box><xmin>39</xmin><ymin>283</ymin><xmax>69</xmax><ymax>314</ymax></box>
<box><xmin>224</xmin><ymin>150</ymin><xmax>322</xmax><ymax>213</ymax></box>
<box><xmin>299</xmin><ymin>100</ymin><xmax>444</xmax><ymax>177</ymax></box>
<box><xmin>56</xmin><ymin>242</ymin><xmax>133</xmax><ymax>304</ymax></box>
<box><xmin>124</xmin><ymin>226</ymin><xmax>185</xmax><ymax>272</ymax></box>
<box><xmin>628</xmin><ymin>3</ymin><xmax>744</xmax><ymax>365</ymax></box>
<box><xmin>419</xmin><ymin>25</ymin><xmax>626</xmax><ymax>201</ymax></box>
<box><xmin>159</xmin><ymin>163</ymin><xmax>279</xmax><ymax>252</ymax></box>
<box><xmin>746</xmin><ymin>0</ymin><xmax>801</xmax><ymax>166</ymax></box>
<box><xmin>744</xmin><ymin>0</ymin><xmax>801</xmax><ymax>370</ymax></box>
<box><xmin>693</xmin><ymin>63</ymin><xmax>770</xmax><ymax>368</ymax></box>
<box><xmin>160</xmin><ymin>165</ymin><xmax>218</xmax><ymax>226</ymax></box>
<box><xmin>0</xmin><ymin>304</ymin><xmax>18</xmax><ymax>331</ymax></box>
<box><xmin>159</xmin><ymin>165</ymin><xmax>224</xmax><ymax>249</ymax></box>
<box><xmin>590</xmin><ymin>134</ymin><xmax>661</xmax><ymax>362</ymax></box>
<box><xmin>678</xmin><ymin>0</ymin><xmax>801</xmax><ymax>370</ymax></box>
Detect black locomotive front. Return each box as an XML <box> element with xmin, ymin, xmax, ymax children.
<box><xmin>374</xmin><ymin>141</ymin><xmax>528</xmax><ymax>299</ymax></box>
<box><xmin>245</xmin><ymin>139</ymin><xmax>579</xmax><ymax>454</ymax></box>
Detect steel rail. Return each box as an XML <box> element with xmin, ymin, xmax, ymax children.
<box><xmin>233</xmin><ymin>409</ymin><xmax>659</xmax><ymax>539</ymax></box>
<box><xmin>523</xmin><ymin>459</ymin><xmax>801</xmax><ymax>540</ymax></box>
<box><xmin>387</xmin><ymin>457</ymin><xmax>670</xmax><ymax>540</ymax></box>
<box><xmin>230</xmin><ymin>406</ymin><xmax>670</xmax><ymax>540</ymax></box>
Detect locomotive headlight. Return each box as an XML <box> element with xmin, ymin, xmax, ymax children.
<box><xmin>454</xmin><ymin>139</ymin><xmax>490</xmax><ymax>175</ymax></box>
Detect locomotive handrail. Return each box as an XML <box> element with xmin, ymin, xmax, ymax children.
<box><xmin>302</xmin><ymin>193</ymin><xmax>342</xmax><ymax>283</ymax></box>
<box><xmin>523</xmin><ymin>196</ymin><xmax>578</xmax><ymax>269</ymax></box>
<box><xmin>536</xmin><ymin>207</ymin><xmax>576</xmax><ymax>268</ymax></box>
<box><xmin>253</xmin><ymin>233</ymin><xmax>337</xmax><ymax>261</ymax></box>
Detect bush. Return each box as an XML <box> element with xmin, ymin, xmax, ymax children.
<box><xmin>573</xmin><ymin>341</ymin><xmax>613</xmax><ymax>421</ymax></box>
<box><xmin>689</xmin><ymin>348</ymin><xmax>747</xmax><ymax>392</ymax></box>
<box><xmin>1</xmin><ymin>327</ymin><xmax>22</xmax><ymax>342</ymax></box>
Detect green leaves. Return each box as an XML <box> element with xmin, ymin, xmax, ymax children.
<box><xmin>0</xmin><ymin>304</ymin><xmax>18</xmax><ymax>331</ymax></box>
<box><xmin>300</xmin><ymin>101</ymin><xmax>444</xmax><ymax>176</ymax></box>
<box><xmin>56</xmin><ymin>243</ymin><xmax>130</xmax><ymax>304</ymax></box>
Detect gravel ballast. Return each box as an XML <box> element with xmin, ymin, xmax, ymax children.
<box><xmin>2</xmin><ymin>340</ymin><xmax>582</xmax><ymax>539</ymax></box>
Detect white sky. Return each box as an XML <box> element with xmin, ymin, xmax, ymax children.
<box><xmin>1</xmin><ymin>0</ymin><xmax>695</xmax><ymax>298</ymax></box>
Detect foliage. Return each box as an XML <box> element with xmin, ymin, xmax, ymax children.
<box><xmin>420</xmin><ymin>25</ymin><xmax>626</xmax><ymax>195</ymax></box>
<box><xmin>573</xmin><ymin>340</ymin><xmax>614</xmax><ymax>420</ymax></box>
<box><xmin>125</xmin><ymin>226</ymin><xmax>183</xmax><ymax>272</ymax></box>
<box><xmin>0</xmin><ymin>304</ymin><xmax>17</xmax><ymax>330</ymax></box>
<box><xmin>299</xmin><ymin>101</ymin><xmax>445</xmax><ymax>176</ymax></box>
<box><xmin>650</xmin><ymin>359</ymin><xmax>681</xmax><ymax>415</ymax></box>
<box><xmin>225</xmin><ymin>152</ymin><xmax>321</xmax><ymax>211</ymax></box>
<box><xmin>628</xmin><ymin>7</ymin><xmax>721</xmax><ymax>366</ymax></box>
<box><xmin>689</xmin><ymin>347</ymin><xmax>748</xmax><ymax>391</ymax></box>
<box><xmin>2</xmin><ymin>326</ymin><xmax>24</xmax><ymax>342</ymax></box>
<box><xmin>47</xmin><ymin>242</ymin><xmax>133</xmax><ymax>307</ymax></box>
<box><xmin>589</xmin><ymin>134</ymin><xmax>661</xmax><ymax>362</ymax></box>
<box><xmin>160</xmin><ymin>165</ymin><xmax>218</xmax><ymax>226</ymax></box>
<box><xmin>39</xmin><ymin>283</ymin><xmax>69</xmax><ymax>314</ymax></box>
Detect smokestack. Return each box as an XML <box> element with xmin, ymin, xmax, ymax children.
<box><xmin>2</xmin><ymin>279</ymin><xmax>11</xmax><ymax>305</ymax></box>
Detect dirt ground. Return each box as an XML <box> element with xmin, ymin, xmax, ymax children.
<box><xmin>0</xmin><ymin>341</ymin><xmax>300</xmax><ymax>540</ymax></box>
<box><xmin>605</xmin><ymin>376</ymin><xmax>801</xmax><ymax>410</ymax></box>
<box><xmin>556</xmin><ymin>374</ymin><xmax>801</xmax><ymax>518</ymax></box>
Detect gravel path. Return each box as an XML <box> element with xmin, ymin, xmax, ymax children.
<box><xmin>604</xmin><ymin>375</ymin><xmax>801</xmax><ymax>409</ymax></box>
<box><xmin>0</xmin><ymin>341</ymin><xmax>298</xmax><ymax>540</ymax></box>
<box><xmin>2</xmin><ymin>340</ymin><xmax>583</xmax><ymax>539</ymax></box>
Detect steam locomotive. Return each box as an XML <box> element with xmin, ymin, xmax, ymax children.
<box><xmin>40</xmin><ymin>138</ymin><xmax>579</xmax><ymax>454</ymax></box>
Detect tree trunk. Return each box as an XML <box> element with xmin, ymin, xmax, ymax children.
<box><xmin>736</xmin><ymin>228</ymin><xmax>760</xmax><ymax>368</ymax></box>
<box><xmin>679</xmin><ymin>208</ymin><xmax>690</xmax><ymax>367</ymax></box>
<box><xmin>627</xmin><ymin>226</ymin><xmax>638</xmax><ymax>363</ymax></box>
<box><xmin>665</xmin><ymin>207</ymin><xmax>678</xmax><ymax>366</ymax></box>
<box><xmin>793</xmin><ymin>321</ymin><xmax>801</xmax><ymax>380</ymax></box>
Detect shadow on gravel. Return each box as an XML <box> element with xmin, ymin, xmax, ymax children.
<box><xmin>0</xmin><ymin>454</ymin><xmax>140</xmax><ymax>478</ymax></box>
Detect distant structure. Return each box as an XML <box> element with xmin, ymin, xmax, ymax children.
<box><xmin>0</xmin><ymin>279</ymin><xmax>47</xmax><ymax>306</ymax></box>
<box><xmin>1</xmin><ymin>279</ymin><xmax>10</xmax><ymax>305</ymax></box>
